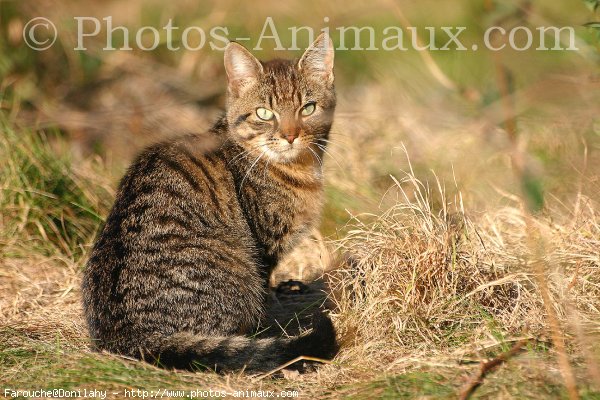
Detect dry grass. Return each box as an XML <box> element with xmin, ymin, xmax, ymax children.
<box><xmin>329</xmin><ymin>167</ymin><xmax>600</xmax><ymax>367</ymax></box>
<box><xmin>2</xmin><ymin>134</ymin><xmax>599</xmax><ymax>397</ymax></box>
<box><xmin>3</xmin><ymin>83</ymin><xmax>600</xmax><ymax>397</ymax></box>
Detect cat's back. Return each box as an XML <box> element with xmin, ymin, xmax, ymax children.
<box><xmin>82</xmin><ymin>132</ymin><xmax>261</xmax><ymax>341</ymax></box>
<box><xmin>106</xmin><ymin>132</ymin><xmax>243</xmax><ymax>236</ymax></box>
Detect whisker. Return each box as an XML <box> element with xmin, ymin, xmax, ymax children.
<box><xmin>239</xmin><ymin>150</ymin><xmax>266</xmax><ymax>193</ymax></box>
<box><xmin>229</xmin><ymin>143</ymin><xmax>264</xmax><ymax>167</ymax></box>
<box><xmin>262</xmin><ymin>149</ymin><xmax>272</xmax><ymax>183</ymax></box>
<box><xmin>313</xmin><ymin>139</ymin><xmax>347</xmax><ymax>159</ymax></box>
<box><xmin>315</xmin><ymin>135</ymin><xmax>352</xmax><ymax>149</ymax></box>
<box><xmin>307</xmin><ymin>146</ymin><xmax>324</xmax><ymax>169</ymax></box>
<box><xmin>312</xmin><ymin>142</ymin><xmax>343</xmax><ymax>170</ymax></box>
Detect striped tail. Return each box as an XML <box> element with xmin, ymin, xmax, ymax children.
<box><xmin>143</xmin><ymin>311</ymin><xmax>337</xmax><ymax>373</ymax></box>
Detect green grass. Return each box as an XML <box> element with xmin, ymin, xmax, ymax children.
<box><xmin>1</xmin><ymin>330</ymin><xmax>204</xmax><ymax>392</ymax></box>
<box><xmin>5</xmin><ymin>321</ymin><xmax>597</xmax><ymax>400</ymax></box>
<box><xmin>375</xmin><ymin>372</ymin><xmax>456</xmax><ymax>399</ymax></box>
<box><xmin>0</xmin><ymin>114</ymin><xmax>112</xmax><ymax>260</ymax></box>
<box><xmin>0</xmin><ymin>326</ymin><xmax>314</xmax><ymax>398</ymax></box>
<box><xmin>334</xmin><ymin>361</ymin><xmax>600</xmax><ymax>399</ymax></box>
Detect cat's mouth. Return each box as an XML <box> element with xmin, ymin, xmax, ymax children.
<box><xmin>264</xmin><ymin>144</ymin><xmax>302</xmax><ymax>163</ymax></box>
<box><xmin>262</xmin><ymin>139</ymin><xmax>307</xmax><ymax>163</ymax></box>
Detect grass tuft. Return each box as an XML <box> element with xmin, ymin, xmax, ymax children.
<box><xmin>328</xmin><ymin>166</ymin><xmax>600</xmax><ymax>379</ymax></box>
<box><xmin>0</xmin><ymin>114</ymin><xmax>113</xmax><ymax>260</ymax></box>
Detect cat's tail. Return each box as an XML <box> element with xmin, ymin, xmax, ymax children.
<box><xmin>141</xmin><ymin>310</ymin><xmax>337</xmax><ymax>373</ymax></box>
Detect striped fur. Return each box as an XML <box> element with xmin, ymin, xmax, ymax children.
<box><xmin>82</xmin><ymin>35</ymin><xmax>337</xmax><ymax>372</ymax></box>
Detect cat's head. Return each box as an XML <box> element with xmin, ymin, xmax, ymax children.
<box><xmin>224</xmin><ymin>34</ymin><xmax>335</xmax><ymax>164</ymax></box>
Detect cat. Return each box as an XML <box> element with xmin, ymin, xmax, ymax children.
<box><xmin>81</xmin><ymin>33</ymin><xmax>338</xmax><ymax>373</ymax></box>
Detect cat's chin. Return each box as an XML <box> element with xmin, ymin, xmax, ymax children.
<box><xmin>262</xmin><ymin>145</ymin><xmax>305</xmax><ymax>164</ymax></box>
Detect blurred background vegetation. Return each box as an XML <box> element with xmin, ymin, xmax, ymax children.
<box><xmin>1</xmin><ymin>0</ymin><xmax>599</xmax><ymax>232</ymax></box>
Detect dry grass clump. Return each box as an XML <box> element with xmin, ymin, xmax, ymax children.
<box><xmin>329</xmin><ymin>168</ymin><xmax>600</xmax><ymax>368</ymax></box>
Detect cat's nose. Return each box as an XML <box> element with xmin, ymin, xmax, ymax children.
<box><xmin>285</xmin><ymin>133</ymin><xmax>298</xmax><ymax>144</ymax></box>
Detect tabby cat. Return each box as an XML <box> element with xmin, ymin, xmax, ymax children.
<box><xmin>82</xmin><ymin>34</ymin><xmax>337</xmax><ymax>372</ymax></box>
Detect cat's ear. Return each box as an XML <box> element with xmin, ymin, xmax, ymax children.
<box><xmin>224</xmin><ymin>42</ymin><xmax>263</xmax><ymax>97</ymax></box>
<box><xmin>298</xmin><ymin>33</ymin><xmax>334</xmax><ymax>85</ymax></box>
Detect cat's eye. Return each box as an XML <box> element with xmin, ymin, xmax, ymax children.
<box><xmin>301</xmin><ymin>102</ymin><xmax>316</xmax><ymax>116</ymax></box>
<box><xmin>256</xmin><ymin>107</ymin><xmax>274</xmax><ymax>121</ymax></box>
